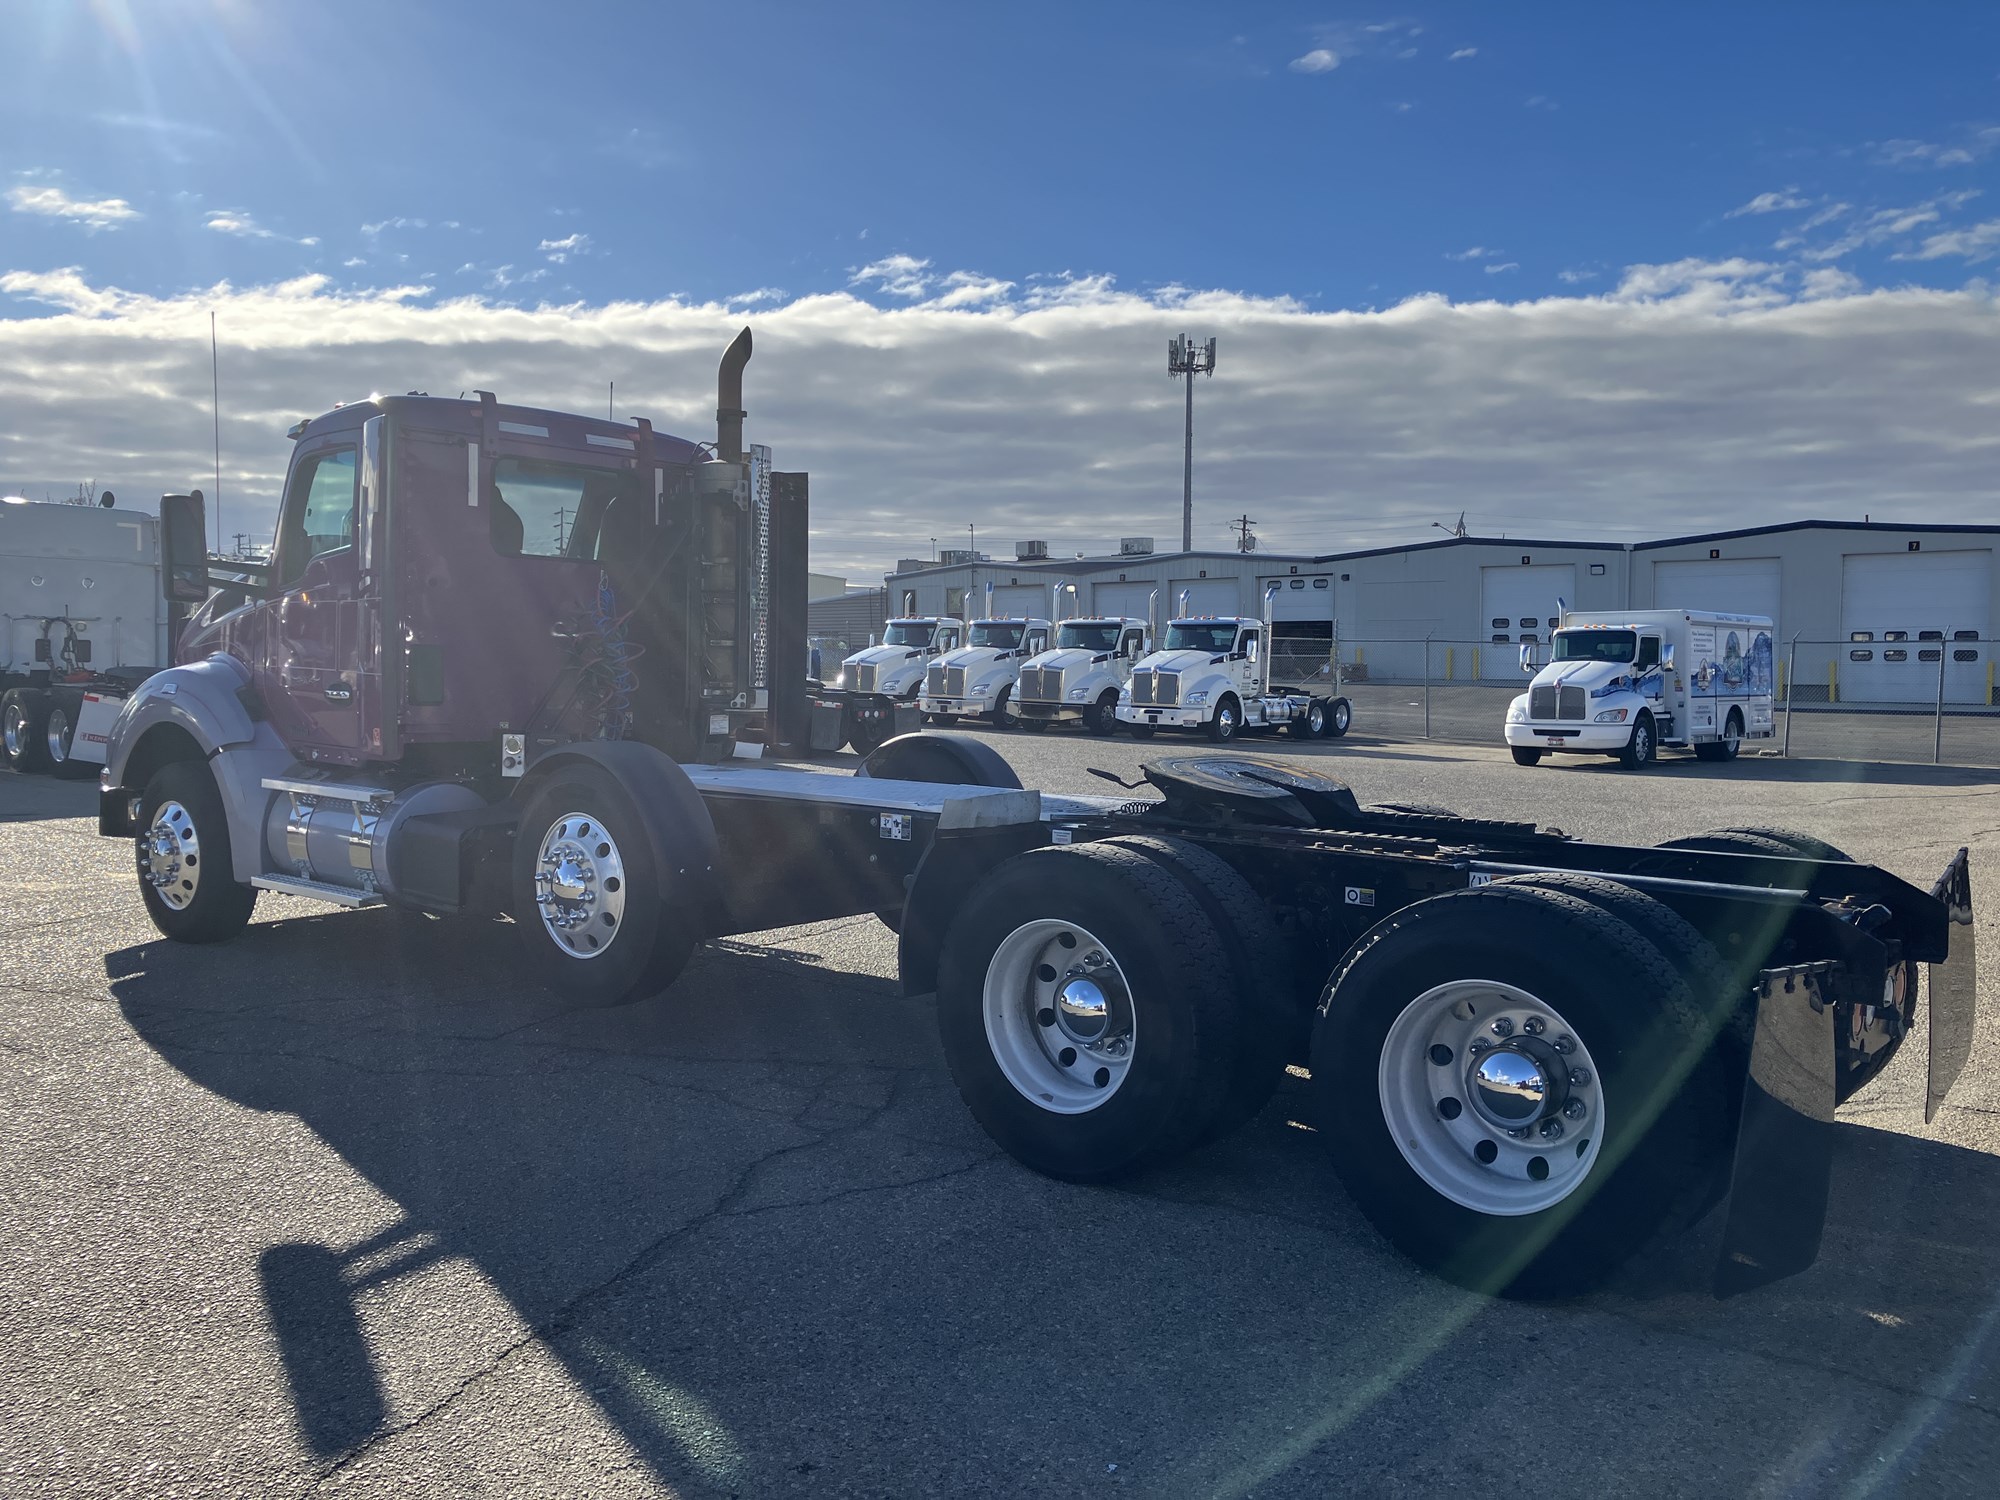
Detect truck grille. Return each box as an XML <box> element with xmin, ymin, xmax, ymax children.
<box><xmin>1131</xmin><ymin>670</ymin><xmax>1155</xmax><ymax>706</ymax></box>
<box><xmin>926</xmin><ymin>664</ymin><xmax>946</xmax><ymax>695</ymax></box>
<box><xmin>1529</xmin><ymin>684</ymin><xmax>1586</xmax><ymax>720</ymax></box>
<box><xmin>1019</xmin><ymin>666</ymin><xmax>1061</xmax><ymax>703</ymax></box>
<box><xmin>944</xmin><ymin>667</ymin><xmax>966</xmax><ymax>697</ymax></box>
<box><xmin>852</xmin><ymin>663</ymin><xmax>877</xmax><ymax>694</ymax></box>
<box><xmin>1152</xmin><ymin>671</ymin><xmax>1179</xmax><ymax>706</ymax></box>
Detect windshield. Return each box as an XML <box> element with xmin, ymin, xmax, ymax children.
<box><xmin>1164</xmin><ymin>622</ymin><xmax>1239</xmax><ymax>654</ymax></box>
<box><xmin>1056</xmin><ymin>622</ymin><xmax>1122</xmax><ymax>652</ymax></box>
<box><xmin>969</xmin><ymin>622</ymin><xmax>1025</xmax><ymax>649</ymax></box>
<box><xmin>1552</xmin><ymin>629</ymin><xmax>1636</xmax><ymax>664</ymax></box>
<box><xmin>882</xmin><ymin>621</ymin><xmax>933</xmax><ymax>646</ymax></box>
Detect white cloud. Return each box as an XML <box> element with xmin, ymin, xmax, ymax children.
<box><xmin>1798</xmin><ymin>191</ymin><xmax>1980</xmax><ymax>261</ymax></box>
<box><xmin>1557</xmin><ymin>268</ymin><xmax>1597</xmax><ymax>284</ymax></box>
<box><xmin>342</xmin><ymin>257</ymin><xmax>366</xmax><ymax>268</ymax></box>
<box><xmin>1484</xmin><ymin>262</ymin><xmax>1518</xmax><ymax>274</ymax></box>
<box><xmin>1525</xmin><ymin>95</ymin><xmax>1558</xmax><ymax>111</ymax></box>
<box><xmin>538</xmin><ymin>233</ymin><xmax>591</xmax><ymax>264</ymax></box>
<box><xmin>1446</xmin><ymin>246</ymin><xmax>1495</xmax><ymax>261</ymax></box>
<box><xmin>1725</xmin><ymin>188</ymin><xmax>1811</xmax><ymax>218</ymax></box>
<box><xmin>1899</xmin><ymin>218</ymin><xmax>2000</xmax><ymax>262</ymax></box>
<box><xmin>4</xmin><ymin>265</ymin><xmax>1998</xmax><ymax>579</ymax></box>
<box><xmin>1289</xmin><ymin>49</ymin><xmax>1339</xmax><ymax>74</ymax></box>
<box><xmin>849</xmin><ymin>254</ymin><xmax>934</xmax><ymax>298</ymax></box>
<box><xmin>1871</xmin><ymin>128</ymin><xmax>2000</xmax><ymax>169</ymax></box>
<box><xmin>362</xmin><ymin>217</ymin><xmax>427</xmax><ymax>236</ymax></box>
<box><xmin>7</xmin><ymin>185</ymin><xmax>141</xmax><ymax>231</ymax></box>
<box><xmin>204</xmin><ymin>210</ymin><xmax>316</xmax><ymax>246</ymax></box>
<box><xmin>1449</xmin><ymin>47</ymin><xmax>1477</xmax><ymax>60</ymax></box>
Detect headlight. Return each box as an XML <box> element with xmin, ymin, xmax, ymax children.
<box><xmin>1593</xmin><ymin>708</ymin><xmax>1629</xmax><ymax>723</ymax></box>
<box><xmin>1184</xmin><ymin>690</ymin><xmax>1210</xmax><ymax>706</ymax></box>
<box><xmin>1507</xmin><ymin>702</ymin><xmax>1526</xmax><ymax>723</ymax></box>
<box><xmin>970</xmin><ymin>683</ymin><xmax>991</xmax><ymax>697</ymax></box>
<box><xmin>1067</xmin><ymin>687</ymin><xmax>1089</xmax><ymax>701</ymax></box>
<box><xmin>1118</xmin><ymin>688</ymin><xmax>1131</xmax><ymax>703</ymax></box>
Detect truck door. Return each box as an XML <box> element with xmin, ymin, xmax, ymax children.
<box><xmin>1238</xmin><ymin>627</ymin><xmax>1261</xmax><ymax>693</ymax></box>
<box><xmin>1635</xmin><ymin>633</ymin><xmax>1668</xmax><ymax>725</ymax></box>
<box><xmin>1118</xmin><ymin>627</ymin><xmax>1144</xmax><ymax>679</ymax></box>
<box><xmin>266</xmin><ymin>436</ymin><xmax>369</xmax><ymax>758</ymax></box>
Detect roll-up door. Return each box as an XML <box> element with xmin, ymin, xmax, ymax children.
<box><xmin>1840</xmin><ymin>550</ymin><xmax>1991</xmax><ymax>703</ymax></box>
<box><xmin>1481</xmin><ymin>564</ymin><xmax>1575</xmax><ymax>679</ymax></box>
<box><xmin>1654</xmin><ymin>557</ymin><xmax>1780</xmax><ymax>628</ymax></box>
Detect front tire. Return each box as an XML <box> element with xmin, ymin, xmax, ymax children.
<box><xmin>1511</xmin><ymin>747</ymin><xmax>1543</xmax><ymax>766</ymax></box>
<box><xmin>512</xmin><ymin>764</ymin><xmax>692</xmax><ymax>1007</ymax></box>
<box><xmin>1312</xmin><ymin>883</ymin><xmax>1731</xmax><ymax>1298</ymax></box>
<box><xmin>1086</xmin><ymin>692</ymin><xmax>1120</xmax><ymax>737</ymax></box>
<box><xmin>937</xmin><ymin>843</ymin><xmax>1243</xmax><ymax>1180</ymax></box>
<box><xmin>136</xmin><ymin>759</ymin><xmax>258</xmax><ymax>943</ymax></box>
<box><xmin>1207</xmin><ymin>694</ymin><xmax>1241</xmax><ymax>743</ymax></box>
<box><xmin>1619</xmin><ymin>711</ymin><xmax>1656</xmax><ymax>769</ymax></box>
<box><xmin>987</xmin><ymin>686</ymin><xmax>1014</xmax><ymax>728</ymax></box>
<box><xmin>1125</xmin><ymin>722</ymin><xmax>1156</xmax><ymax>740</ymax></box>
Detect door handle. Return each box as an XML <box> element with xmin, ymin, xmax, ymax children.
<box><xmin>323</xmin><ymin>682</ymin><xmax>353</xmax><ymax>703</ymax></box>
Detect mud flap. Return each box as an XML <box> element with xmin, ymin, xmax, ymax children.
<box><xmin>1714</xmin><ymin>969</ymin><xmax>1837</xmax><ymax>1298</ymax></box>
<box><xmin>1926</xmin><ymin>846</ymin><xmax>1976</xmax><ymax>1124</ymax></box>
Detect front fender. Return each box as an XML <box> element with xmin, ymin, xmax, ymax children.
<box><xmin>104</xmin><ymin>653</ymin><xmax>259</xmax><ymax>786</ymax></box>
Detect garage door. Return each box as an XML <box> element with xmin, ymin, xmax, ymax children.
<box><xmin>1258</xmin><ymin>575</ymin><xmax>1334</xmax><ymax>622</ymax></box>
<box><xmin>1093</xmin><ymin>581</ymin><xmax>1158</xmax><ymax>629</ymax></box>
<box><xmin>990</xmin><ymin>583</ymin><xmax>1053</xmax><ymax>619</ymax></box>
<box><xmin>1654</xmin><ymin>558</ymin><xmax>1780</xmax><ymax>628</ymax></box>
<box><xmin>1481</xmin><ymin>565</ymin><xmax>1575</xmax><ymax>679</ymax></box>
<box><xmin>1841</xmin><ymin>550</ymin><xmax>1992</xmax><ymax>704</ymax></box>
<box><xmin>1169</xmin><ymin>579</ymin><xmax>1242</xmax><ymax>619</ymax></box>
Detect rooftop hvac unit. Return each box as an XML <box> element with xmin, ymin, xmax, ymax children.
<box><xmin>894</xmin><ymin>558</ymin><xmax>929</xmax><ymax>573</ymax></box>
<box><xmin>939</xmin><ymin>549</ymin><xmax>975</xmax><ymax>566</ymax></box>
<box><xmin>1016</xmin><ymin>539</ymin><xmax>1049</xmax><ymax>560</ymax></box>
<box><xmin>1120</xmin><ymin>536</ymin><xmax>1155</xmax><ymax>556</ymax></box>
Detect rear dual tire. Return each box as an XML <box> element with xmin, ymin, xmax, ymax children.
<box><xmin>3</xmin><ymin>688</ymin><xmax>50</xmax><ymax>774</ymax></box>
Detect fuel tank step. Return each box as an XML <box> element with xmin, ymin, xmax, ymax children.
<box><xmin>250</xmin><ymin>874</ymin><xmax>384</xmax><ymax>908</ymax></box>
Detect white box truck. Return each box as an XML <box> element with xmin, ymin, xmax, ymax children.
<box><xmin>1505</xmin><ymin>608</ymin><xmax>1776</xmax><ymax>769</ymax></box>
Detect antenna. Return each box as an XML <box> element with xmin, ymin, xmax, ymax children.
<box><xmin>1431</xmin><ymin>511</ymin><xmax>1469</xmax><ymax>538</ymax></box>
<box><xmin>608</xmin><ymin>380</ymin><xmax>614</xmax><ymax>420</ymax></box>
<box><xmin>210</xmin><ymin>311</ymin><xmax>222</xmax><ymax>546</ymax></box>
<box><xmin>1167</xmin><ymin>334</ymin><xmax>1217</xmax><ymax>553</ymax></box>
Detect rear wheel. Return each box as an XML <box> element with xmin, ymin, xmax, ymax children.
<box><xmin>2</xmin><ymin>688</ymin><xmax>51</xmax><ymax>774</ymax></box>
<box><xmin>1086</xmin><ymin>692</ymin><xmax>1120</xmax><ymax>737</ymax></box>
<box><xmin>1327</xmin><ymin>697</ymin><xmax>1352</xmax><ymax>738</ymax></box>
<box><xmin>512</xmin><ymin>764</ymin><xmax>692</xmax><ymax>1006</ymax></box>
<box><xmin>1694</xmin><ymin>709</ymin><xmax>1744</xmax><ymax>762</ymax></box>
<box><xmin>847</xmin><ymin>717</ymin><xmax>892</xmax><ymax>757</ymax></box>
<box><xmin>937</xmin><ymin>843</ymin><xmax>1241</xmax><ymax>1180</ymax></box>
<box><xmin>1289</xmin><ymin>698</ymin><xmax>1330</xmax><ymax>740</ymax></box>
<box><xmin>1511</xmin><ymin>747</ymin><xmax>1544</xmax><ymax>767</ymax></box>
<box><xmin>136</xmin><ymin>758</ymin><xmax>258</xmax><ymax>943</ymax></box>
<box><xmin>44</xmin><ymin>695</ymin><xmax>93</xmax><ymax>779</ymax></box>
<box><xmin>1312</xmin><ymin>883</ymin><xmax>1732</xmax><ymax>1298</ymax></box>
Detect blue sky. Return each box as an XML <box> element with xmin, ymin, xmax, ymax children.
<box><xmin>4</xmin><ymin>3</ymin><xmax>2000</xmax><ymax>575</ymax></box>
<box><xmin>8</xmin><ymin>1</ymin><xmax>1999</xmax><ymax>311</ymax></box>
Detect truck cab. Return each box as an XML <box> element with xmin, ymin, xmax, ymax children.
<box><xmin>1117</xmin><ymin>617</ymin><xmax>1263</xmax><ymax>737</ymax></box>
<box><xmin>1013</xmin><ymin>616</ymin><xmax>1148</xmax><ymax>735</ymax></box>
<box><xmin>1506</xmin><ymin>609</ymin><xmax>1776</xmax><ymax>769</ymax></box>
<box><xmin>920</xmin><ymin>616</ymin><xmax>1050</xmax><ymax>725</ymax></box>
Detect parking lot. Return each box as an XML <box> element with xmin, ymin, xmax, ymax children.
<box><xmin>4</xmin><ymin>731</ymin><xmax>2000</xmax><ymax>1497</ymax></box>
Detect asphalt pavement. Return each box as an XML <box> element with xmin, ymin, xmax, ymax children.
<box><xmin>4</xmin><ymin>732</ymin><xmax>2000</xmax><ymax>1497</ymax></box>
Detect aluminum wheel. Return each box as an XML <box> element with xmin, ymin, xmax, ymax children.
<box><xmin>532</xmin><ymin>812</ymin><xmax>629</xmax><ymax>960</ymax></box>
<box><xmin>140</xmin><ymin>800</ymin><xmax>202</xmax><ymax>912</ymax></box>
<box><xmin>1331</xmin><ymin>699</ymin><xmax>1352</xmax><ymax>735</ymax></box>
<box><xmin>2</xmin><ymin>701</ymin><xmax>24</xmax><ymax>759</ymax></box>
<box><xmin>982</xmin><ymin>919</ymin><xmax>1136</xmax><ymax>1113</ymax></box>
<box><xmin>1378</xmin><ymin>979</ymin><xmax>1605</xmax><ymax>1215</ymax></box>
<box><xmin>45</xmin><ymin>706</ymin><xmax>72</xmax><ymax>765</ymax></box>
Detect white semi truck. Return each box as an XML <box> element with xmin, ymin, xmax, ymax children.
<box><xmin>1117</xmin><ymin>585</ymin><xmax>1352</xmax><ymax>743</ymax></box>
<box><xmin>1013</xmin><ymin>614</ymin><xmax>1149</xmax><ymax>734</ymax></box>
<box><xmin>1506</xmin><ymin>608</ymin><xmax>1777</xmax><ymax>769</ymax></box>
<box><xmin>832</xmin><ymin>615</ymin><xmax>963</xmax><ymax>754</ymax></box>
<box><xmin>1</xmin><ymin>494</ymin><xmax>174</xmax><ymax>776</ymax></box>
<box><xmin>921</xmin><ymin>614</ymin><xmax>1051</xmax><ymax>726</ymax></box>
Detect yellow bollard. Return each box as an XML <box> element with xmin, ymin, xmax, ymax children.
<box><xmin>1446</xmin><ymin>647</ymin><xmax>1454</xmax><ymax>681</ymax></box>
<box><xmin>1778</xmin><ymin>660</ymin><xmax>1787</xmax><ymax>701</ymax></box>
<box><xmin>1829</xmin><ymin>657</ymin><xmax>1838</xmax><ymax>704</ymax></box>
<box><xmin>1355</xmin><ymin>646</ymin><xmax>1365</xmax><ymax>667</ymax></box>
<box><xmin>1473</xmin><ymin>646</ymin><xmax>1481</xmax><ymax>678</ymax></box>
<box><xmin>1988</xmin><ymin>659</ymin><xmax>1994</xmax><ymax>706</ymax></box>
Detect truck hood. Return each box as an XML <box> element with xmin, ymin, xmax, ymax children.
<box><xmin>937</xmin><ymin>646</ymin><xmax>1022</xmax><ymax>669</ymax></box>
<box><xmin>1134</xmin><ymin>649</ymin><xmax>1224</xmax><ymax>676</ymax></box>
<box><xmin>1023</xmin><ymin>647</ymin><xmax>1106</xmax><ymax>674</ymax></box>
<box><xmin>1530</xmin><ymin>659</ymin><xmax>1633</xmax><ymax>695</ymax></box>
<box><xmin>846</xmin><ymin>644</ymin><xmax>926</xmax><ymax>668</ymax></box>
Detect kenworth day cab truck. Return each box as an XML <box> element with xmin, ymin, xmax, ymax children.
<box><xmin>920</xmin><ymin>610</ymin><xmax>1050</xmax><ymax>726</ymax></box>
<box><xmin>1117</xmin><ymin>587</ymin><xmax>1353</xmax><ymax>742</ymax></box>
<box><xmin>1507</xmin><ymin>608</ymin><xmax>1777</xmax><ymax>769</ymax></box>
<box><xmin>98</xmin><ymin>331</ymin><xmax>1975</xmax><ymax>1301</ymax></box>
<box><xmin>831</xmin><ymin>615</ymin><xmax>962</xmax><ymax>754</ymax></box>
<box><xmin>1</xmin><ymin>492</ymin><xmax>189</xmax><ymax>778</ymax></box>
<box><xmin>1013</xmin><ymin>614</ymin><xmax>1148</xmax><ymax>734</ymax></box>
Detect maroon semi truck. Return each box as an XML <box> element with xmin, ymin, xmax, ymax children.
<box><xmin>95</xmin><ymin>331</ymin><xmax>1977</xmax><ymax>1300</ymax></box>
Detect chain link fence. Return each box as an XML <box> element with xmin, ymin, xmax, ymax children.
<box><xmin>1269</xmin><ymin>634</ymin><xmax>2000</xmax><ymax>768</ymax></box>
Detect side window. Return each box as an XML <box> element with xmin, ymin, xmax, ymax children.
<box><xmin>936</xmin><ymin>628</ymin><xmax>958</xmax><ymax>652</ymax></box>
<box><xmin>1026</xmin><ymin>629</ymin><xmax>1048</xmax><ymax>655</ymax></box>
<box><xmin>1636</xmin><ymin>636</ymin><xmax>1660</xmax><ymax>670</ymax></box>
<box><xmin>489</xmin><ymin>455</ymin><xmax>635</xmax><ymax>560</ymax></box>
<box><xmin>276</xmin><ymin>447</ymin><xmax>357</xmax><ymax>588</ymax></box>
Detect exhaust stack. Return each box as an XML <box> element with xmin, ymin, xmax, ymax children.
<box><xmin>716</xmin><ymin>326</ymin><xmax>752</xmax><ymax>462</ymax></box>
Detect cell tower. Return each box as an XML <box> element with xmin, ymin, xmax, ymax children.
<box><xmin>1168</xmin><ymin>334</ymin><xmax>1217</xmax><ymax>553</ymax></box>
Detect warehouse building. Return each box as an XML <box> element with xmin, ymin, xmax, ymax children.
<box><xmin>824</xmin><ymin>519</ymin><xmax>2000</xmax><ymax>705</ymax></box>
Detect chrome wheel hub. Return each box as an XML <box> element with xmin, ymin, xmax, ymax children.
<box><xmin>2</xmin><ymin>704</ymin><xmax>22</xmax><ymax>757</ymax></box>
<box><xmin>139</xmin><ymin>800</ymin><xmax>201</xmax><ymax>911</ymax></box>
<box><xmin>533</xmin><ymin>813</ymin><xmax>627</xmax><ymax>960</ymax></box>
<box><xmin>1378</xmin><ymin>980</ymin><xmax>1605</xmax><ymax>1216</ymax></box>
<box><xmin>46</xmin><ymin>708</ymin><xmax>70</xmax><ymax>764</ymax></box>
<box><xmin>983</xmin><ymin>920</ymin><xmax>1136</xmax><ymax>1112</ymax></box>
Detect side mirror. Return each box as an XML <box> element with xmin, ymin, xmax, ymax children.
<box><xmin>160</xmin><ymin>491</ymin><xmax>209</xmax><ymax>605</ymax></box>
<box><xmin>1519</xmin><ymin>643</ymin><xmax>1535</xmax><ymax>672</ymax></box>
<box><xmin>1661</xmin><ymin>643</ymin><xmax>1676</xmax><ymax>672</ymax></box>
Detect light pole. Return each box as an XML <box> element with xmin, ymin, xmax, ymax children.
<box><xmin>1168</xmin><ymin>334</ymin><xmax>1216</xmax><ymax>553</ymax></box>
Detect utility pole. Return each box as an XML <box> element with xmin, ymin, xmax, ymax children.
<box><xmin>1231</xmin><ymin>513</ymin><xmax>1258</xmax><ymax>553</ymax></box>
<box><xmin>1167</xmin><ymin>334</ymin><xmax>1216</xmax><ymax>553</ymax></box>
<box><xmin>210</xmin><ymin>311</ymin><xmax>222</xmax><ymax>548</ymax></box>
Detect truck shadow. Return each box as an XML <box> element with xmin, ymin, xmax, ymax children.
<box><xmin>105</xmin><ymin>911</ymin><xmax>2000</xmax><ymax>1493</ymax></box>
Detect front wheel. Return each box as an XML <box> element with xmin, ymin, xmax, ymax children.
<box><xmin>1207</xmin><ymin>695</ymin><xmax>1241</xmax><ymax>743</ymax></box>
<box><xmin>1086</xmin><ymin>693</ymin><xmax>1121</xmax><ymax>737</ymax></box>
<box><xmin>1312</xmin><ymin>882</ymin><xmax>1731</xmax><ymax>1298</ymax></box>
<box><xmin>1125</xmin><ymin>722</ymin><xmax>1156</xmax><ymax>740</ymax></box>
<box><xmin>1618</xmin><ymin>711</ymin><xmax>1656</xmax><ymax>769</ymax></box>
<box><xmin>1511</xmin><ymin>747</ymin><xmax>1544</xmax><ymax>767</ymax></box>
<box><xmin>512</xmin><ymin>765</ymin><xmax>692</xmax><ymax>1006</ymax></box>
<box><xmin>136</xmin><ymin>758</ymin><xmax>258</xmax><ymax>942</ymax></box>
<box><xmin>987</xmin><ymin>686</ymin><xmax>1014</xmax><ymax>728</ymax></box>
